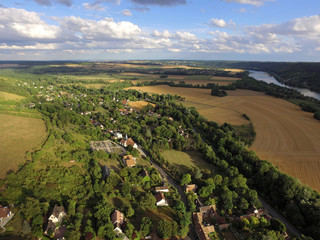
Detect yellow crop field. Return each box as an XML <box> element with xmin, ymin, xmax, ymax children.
<box><xmin>127</xmin><ymin>85</ymin><xmax>320</xmax><ymax>192</ymax></box>
<box><xmin>224</xmin><ymin>68</ymin><xmax>244</xmax><ymax>73</ymax></box>
<box><xmin>128</xmin><ymin>101</ymin><xmax>155</xmax><ymax>111</ymax></box>
<box><xmin>0</xmin><ymin>91</ymin><xmax>25</xmax><ymax>101</ymax></box>
<box><xmin>0</xmin><ymin>114</ymin><xmax>47</xmax><ymax>178</ymax></box>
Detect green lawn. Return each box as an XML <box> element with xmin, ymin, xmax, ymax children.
<box><xmin>161</xmin><ymin>150</ymin><xmax>213</xmax><ymax>173</ymax></box>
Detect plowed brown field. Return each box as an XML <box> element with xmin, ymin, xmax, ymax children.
<box><xmin>127</xmin><ymin>85</ymin><xmax>320</xmax><ymax>192</ymax></box>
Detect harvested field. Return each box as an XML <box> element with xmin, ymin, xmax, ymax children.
<box><xmin>224</xmin><ymin>68</ymin><xmax>244</xmax><ymax>73</ymax></box>
<box><xmin>0</xmin><ymin>114</ymin><xmax>47</xmax><ymax>178</ymax></box>
<box><xmin>128</xmin><ymin>101</ymin><xmax>155</xmax><ymax>111</ymax></box>
<box><xmin>0</xmin><ymin>91</ymin><xmax>25</xmax><ymax>101</ymax></box>
<box><xmin>84</xmin><ymin>84</ymin><xmax>109</xmax><ymax>89</ymax></box>
<box><xmin>128</xmin><ymin>85</ymin><xmax>320</xmax><ymax>192</ymax></box>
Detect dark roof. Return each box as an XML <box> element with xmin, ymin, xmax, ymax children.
<box><xmin>155</xmin><ymin>193</ymin><xmax>165</xmax><ymax>202</ymax></box>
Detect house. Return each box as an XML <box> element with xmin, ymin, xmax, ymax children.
<box><xmin>155</xmin><ymin>186</ymin><xmax>170</xmax><ymax>193</ymax></box>
<box><xmin>199</xmin><ymin>205</ymin><xmax>216</xmax><ymax>215</ymax></box>
<box><xmin>48</xmin><ymin>205</ymin><xmax>66</xmax><ymax>223</ymax></box>
<box><xmin>240</xmin><ymin>207</ymin><xmax>265</xmax><ymax>220</ymax></box>
<box><xmin>0</xmin><ymin>205</ymin><xmax>11</xmax><ymax>223</ymax></box>
<box><xmin>155</xmin><ymin>193</ymin><xmax>168</xmax><ymax>206</ymax></box>
<box><xmin>114</xmin><ymin>132</ymin><xmax>123</xmax><ymax>139</ymax></box>
<box><xmin>185</xmin><ymin>184</ymin><xmax>197</xmax><ymax>193</ymax></box>
<box><xmin>101</xmin><ymin>165</ymin><xmax>111</xmax><ymax>179</ymax></box>
<box><xmin>44</xmin><ymin>205</ymin><xmax>66</xmax><ymax>238</ymax></box>
<box><xmin>123</xmin><ymin>155</ymin><xmax>136</xmax><ymax>167</ymax></box>
<box><xmin>193</xmin><ymin>212</ymin><xmax>215</xmax><ymax>240</ymax></box>
<box><xmin>120</xmin><ymin>135</ymin><xmax>138</xmax><ymax>149</ymax></box>
<box><xmin>111</xmin><ymin>210</ymin><xmax>125</xmax><ymax>234</ymax></box>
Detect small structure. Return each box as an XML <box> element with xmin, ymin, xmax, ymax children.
<box><xmin>0</xmin><ymin>205</ymin><xmax>12</xmax><ymax>223</ymax></box>
<box><xmin>185</xmin><ymin>184</ymin><xmax>197</xmax><ymax>193</ymax></box>
<box><xmin>199</xmin><ymin>205</ymin><xmax>216</xmax><ymax>215</ymax></box>
<box><xmin>120</xmin><ymin>135</ymin><xmax>138</xmax><ymax>149</ymax></box>
<box><xmin>240</xmin><ymin>207</ymin><xmax>265</xmax><ymax>220</ymax></box>
<box><xmin>123</xmin><ymin>155</ymin><xmax>136</xmax><ymax>167</ymax></box>
<box><xmin>44</xmin><ymin>205</ymin><xmax>66</xmax><ymax>238</ymax></box>
<box><xmin>114</xmin><ymin>132</ymin><xmax>123</xmax><ymax>139</ymax></box>
<box><xmin>155</xmin><ymin>186</ymin><xmax>170</xmax><ymax>193</ymax></box>
<box><xmin>28</xmin><ymin>103</ymin><xmax>36</xmax><ymax>108</ymax></box>
<box><xmin>111</xmin><ymin>210</ymin><xmax>125</xmax><ymax>234</ymax></box>
<box><xmin>155</xmin><ymin>193</ymin><xmax>168</xmax><ymax>206</ymax></box>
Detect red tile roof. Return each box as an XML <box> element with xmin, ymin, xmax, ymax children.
<box><xmin>0</xmin><ymin>206</ymin><xmax>10</xmax><ymax>218</ymax></box>
<box><xmin>111</xmin><ymin>210</ymin><xmax>124</xmax><ymax>225</ymax></box>
<box><xmin>123</xmin><ymin>155</ymin><xmax>136</xmax><ymax>167</ymax></box>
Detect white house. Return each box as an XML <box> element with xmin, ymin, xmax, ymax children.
<box><xmin>155</xmin><ymin>186</ymin><xmax>170</xmax><ymax>193</ymax></box>
<box><xmin>155</xmin><ymin>193</ymin><xmax>168</xmax><ymax>207</ymax></box>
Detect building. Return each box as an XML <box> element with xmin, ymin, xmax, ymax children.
<box><xmin>155</xmin><ymin>193</ymin><xmax>168</xmax><ymax>206</ymax></box>
<box><xmin>123</xmin><ymin>155</ymin><xmax>136</xmax><ymax>167</ymax></box>
<box><xmin>114</xmin><ymin>132</ymin><xmax>123</xmax><ymax>139</ymax></box>
<box><xmin>185</xmin><ymin>184</ymin><xmax>197</xmax><ymax>193</ymax></box>
<box><xmin>240</xmin><ymin>207</ymin><xmax>266</xmax><ymax>220</ymax></box>
<box><xmin>120</xmin><ymin>135</ymin><xmax>138</xmax><ymax>148</ymax></box>
<box><xmin>193</xmin><ymin>212</ymin><xmax>215</xmax><ymax>240</ymax></box>
<box><xmin>44</xmin><ymin>205</ymin><xmax>66</xmax><ymax>238</ymax></box>
<box><xmin>199</xmin><ymin>205</ymin><xmax>216</xmax><ymax>215</ymax></box>
<box><xmin>155</xmin><ymin>186</ymin><xmax>170</xmax><ymax>193</ymax></box>
<box><xmin>111</xmin><ymin>210</ymin><xmax>125</xmax><ymax>234</ymax></box>
<box><xmin>0</xmin><ymin>205</ymin><xmax>11</xmax><ymax>223</ymax></box>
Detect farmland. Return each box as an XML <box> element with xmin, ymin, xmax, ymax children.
<box><xmin>0</xmin><ymin>114</ymin><xmax>47</xmax><ymax>178</ymax></box>
<box><xmin>128</xmin><ymin>85</ymin><xmax>320</xmax><ymax>192</ymax></box>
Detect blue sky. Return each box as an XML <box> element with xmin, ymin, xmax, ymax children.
<box><xmin>0</xmin><ymin>0</ymin><xmax>320</xmax><ymax>61</ymax></box>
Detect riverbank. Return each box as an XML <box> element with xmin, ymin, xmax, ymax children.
<box><xmin>248</xmin><ymin>70</ymin><xmax>320</xmax><ymax>100</ymax></box>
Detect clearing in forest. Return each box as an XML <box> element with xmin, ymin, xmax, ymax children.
<box><xmin>161</xmin><ymin>150</ymin><xmax>213</xmax><ymax>174</ymax></box>
<box><xmin>128</xmin><ymin>101</ymin><xmax>155</xmax><ymax>111</ymax></box>
<box><xmin>0</xmin><ymin>114</ymin><xmax>47</xmax><ymax>178</ymax></box>
<box><xmin>128</xmin><ymin>85</ymin><xmax>320</xmax><ymax>192</ymax></box>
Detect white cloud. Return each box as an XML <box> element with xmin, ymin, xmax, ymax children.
<box><xmin>0</xmin><ymin>7</ymin><xmax>319</xmax><ymax>60</ymax></box>
<box><xmin>209</xmin><ymin>18</ymin><xmax>236</xmax><ymax>28</ymax></box>
<box><xmin>223</xmin><ymin>0</ymin><xmax>274</xmax><ymax>7</ymax></box>
<box><xmin>168</xmin><ymin>48</ymin><xmax>181</xmax><ymax>53</ymax></box>
<box><xmin>122</xmin><ymin>9</ymin><xmax>132</xmax><ymax>16</ymax></box>
<box><xmin>0</xmin><ymin>8</ymin><xmax>60</xmax><ymax>41</ymax></box>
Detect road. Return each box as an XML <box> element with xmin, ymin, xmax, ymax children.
<box><xmin>150</xmin><ymin>159</ymin><xmax>198</xmax><ymax>240</ymax></box>
<box><xmin>259</xmin><ymin>197</ymin><xmax>301</xmax><ymax>238</ymax></box>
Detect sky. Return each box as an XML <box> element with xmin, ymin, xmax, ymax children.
<box><xmin>0</xmin><ymin>0</ymin><xmax>320</xmax><ymax>61</ymax></box>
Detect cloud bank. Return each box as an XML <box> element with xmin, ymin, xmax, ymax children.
<box><xmin>0</xmin><ymin>7</ymin><xmax>319</xmax><ymax>59</ymax></box>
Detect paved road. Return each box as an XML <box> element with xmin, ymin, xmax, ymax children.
<box><xmin>259</xmin><ymin>197</ymin><xmax>301</xmax><ymax>238</ymax></box>
<box><xmin>150</xmin><ymin>160</ymin><xmax>198</xmax><ymax>240</ymax></box>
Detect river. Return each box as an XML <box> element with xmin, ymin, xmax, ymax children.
<box><xmin>248</xmin><ymin>70</ymin><xmax>320</xmax><ymax>101</ymax></box>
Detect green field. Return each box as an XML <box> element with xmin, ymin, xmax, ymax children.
<box><xmin>161</xmin><ymin>150</ymin><xmax>213</xmax><ymax>173</ymax></box>
<box><xmin>0</xmin><ymin>114</ymin><xmax>47</xmax><ymax>178</ymax></box>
